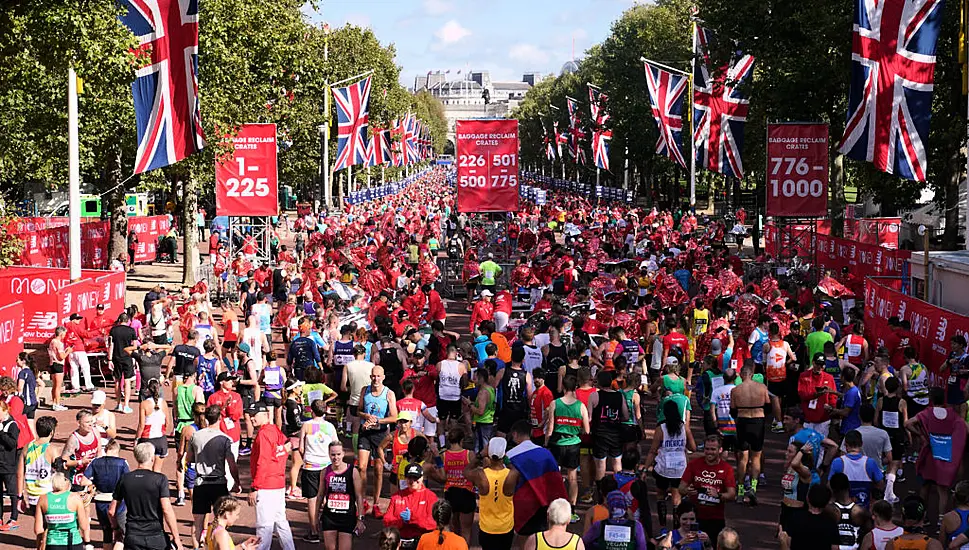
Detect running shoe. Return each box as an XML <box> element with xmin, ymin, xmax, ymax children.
<box><xmin>570</xmin><ymin>513</ymin><xmax>580</xmax><ymax>524</ymax></box>
<box><xmin>239</xmin><ymin>446</ymin><xmax>251</xmax><ymax>456</ymax></box>
<box><xmin>0</xmin><ymin>519</ymin><xmax>18</xmax><ymax>531</ymax></box>
<box><xmin>770</xmin><ymin>421</ymin><xmax>784</xmax><ymax>433</ymax></box>
<box><xmin>302</xmin><ymin>533</ymin><xmax>321</xmax><ymax>543</ymax></box>
<box><xmin>579</xmin><ymin>492</ymin><xmax>594</xmax><ymax>505</ymax></box>
<box><xmin>52</xmin><ymin>405</ymin><xmax>68</xmax><ymax>412</ymax></box>
<box><xmin>122</xmin><ymin>406</ymin><xmax>134</xmax><ymax>414</ymax></box>
<box><xmin>174</xmin><ymin>497</ymin><xmax>186</xmax><ymax>507</ymax></box>
<box><xmin>747</xmin><ymin>490</ymin><xmax>758</xmax><ymax>507</ymax></box>
<box><xmin>737</xmin><ymin>485</ymin><xmax>746</xmax><ymax>500</ymax></box>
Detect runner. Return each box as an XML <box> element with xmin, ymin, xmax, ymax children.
<box><xmin>644</xmin><ymin>398</ymin><xmax>696</xmax><ymax>529</ymax></box>
<box><xmin>545</xmin><ymin>374</ymin><xmax>590</xmax><ymax>512</ymax></box>
<box><xmin>730</xmin><ymin>363</ymin><xmax>769</xmax><ymax>506</ymax></box>
<box><xmin>320</xmin><ymin>441</ymin><xmax>365</xmax><ymax>550</ymax></box>
<box><xmin>679</xmin><ymin>434</ymin><xmax>736</xmax><ymax>541</ymax></box>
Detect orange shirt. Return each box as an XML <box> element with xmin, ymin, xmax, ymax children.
<box><xmin>417</xmin><ymin>530</ymin><xmax>469</xmax><ymax>550</ymax></box>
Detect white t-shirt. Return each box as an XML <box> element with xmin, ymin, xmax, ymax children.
<box><xmin>651</xmin><ymin>338</ymin><xmax>664</xmax><ymax>371</ymax></box>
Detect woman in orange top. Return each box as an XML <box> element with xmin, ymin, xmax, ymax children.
<box><xmin>426</xmin><ymin>427</ymin><xmax>475</xmax><ymax>545</ymax></box>
<box><xmin>416</xmin><ymin>500</ymin><xmax>468</xmax><ymax>550</ymax></box>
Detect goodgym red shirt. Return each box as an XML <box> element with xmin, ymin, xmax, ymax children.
<box><xmin>681</xmin><ymin>456</ymin><xmax>736</xmax><ymax>521</ymax></box>
<box><xmin>206</xmin><ymin>390</ymin><xmax>243</xmax><ymax>442</ymax></box>
<box><xmin>250</xmin><ymin>423</ymin><xmax>289</xmax><ymax>490</ymax></box>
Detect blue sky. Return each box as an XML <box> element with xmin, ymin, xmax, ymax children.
<box><xmin>301</xmin><ymin>0</ymin><xmax>642</xmax><ymax>86</ymax></box>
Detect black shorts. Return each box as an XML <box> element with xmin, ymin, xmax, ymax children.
<box><xmin>479</xmin><ymin>530</ymin><xmax>515</xmax><ymax>550</ymax></box>
<box><xmin>50</xmin><ymin>362</ymin><xmax>64</xmax><ymax>375</ymax></box>
<box><xmin>358</xmin><ymin>429</ymin><xmax>388</xmax><ymax>453</ymax></box>
<box><xmin>192</xmin><ymin>481</ymin><xmax>229</xmax><ymax>515</ymax></box>
<box><xmin>137</xmin><ymin>436</ymin><xmax>169</xmax><ymax>458</ymax></box>
<box><xmin>735</xmin><ymin>417</ymin><xmax>766</xmax><ymax>452</ymax></box>
<box><xmin>240</xmin><ymin>391</ymin><xmax>255</xmax><ymax>412</ymax></box>
<box><xmin>152</xmin><ymin>334</ymin><xmax>168</xmax><ymax>345</ymax></box>
<box><xmin>115</xmin><ymin>360</ymin><xmax>136</xmax><ymax>380</ymax></box>
<box><xmin>496</xmin><ymin>409</ymin><xmax>526</xmax><ymax>434</ymax></box>
<box><xmin>767</xmin><ymin>381</ymin><xmax>787</xmax><ymax>400</ymax></box>
<box><xmin>97</xmin><ymin>505</ymin><xmax>126</xmax><ymax>543</ymax></box>
<box><xmin>905</xmin><ymin>398</ymin><xmax>926</xmax><ymax>420</ymax></box>
<box><xmin>623</xmin><ymin>424</ymin><xmax>642</xmax><ymax>443</ymax></box>
<box><xmin>721</xmin><ymin>435</ymin><xmax>737</xmax><ymax>453</ymax></box>
<box><xmin>262</xmin><ymin>395</ymin><xmax>283</xmax><ymax>408</ymax></box>
<box><xmin>593</xmin><ymin>426</ymin><xmax>624</xmax><ymax>460</ymax></box>
<box><xmin>653</xmin><ymin>471</ymin><xmax>681</xmax><ymax>491</ymax></box>
<box><xmin>516</xmin><ymin>506</ymin><xmax>548</xmax><ymax>537</ymax></box>
<box><xmin>301</xmin><ymin>469</ymin><xmax>322</xmax><ymax>499</ymax></box>
<box><xmin>23</xmin><ymin>403</ymin><xmax>37</xmax><ymax>419</ymax></box>
<box><xmin>887</xmin><ymin>430</ymin><xmax>906</xmax><ymax>458</ymax></box>
<box><xmin>551</xmin><ymin>443</ymin><xmax>580</xmax><ymax>470</ymax></box>
<box><xmin>223</xmin><ymin>341</ymin><xmax>237</xmax><ymax>352</ymax></box>
<box><xmin>321</xmin><ymin>511</ymin><xmax>356</xmax><ymax>534</ymax></box>
<box><xmin>444</xmin><ymin>487</ymin><xmax>477</xmax><ymax>515</ymax></box>
<box><xmin>437</xmin><ymin>399</ymin><xmax>462</xmax><ymax>423</ymax></box>
<box><xmin>347</xmin><ymin>405</ymin><xmax>358</xmax><ymax>417</ymax></box>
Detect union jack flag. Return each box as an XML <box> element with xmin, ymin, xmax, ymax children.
<box><xmin>566</xmin><ymin>97</ymin><xmax>582</xmax><ymax>158</ymax></box>
<box><xmin>554</xmin><ymin>121</ymin><xmax>567</xmax><ymax>158</ymax></box>
<box><xmin>838</xmin><ymin>0</ymin><xmax>944</xmax><ymax>182</ymax></box>
<box><xmin>588</xmin><ymin>85</ymin><xmax>611</xmax><ymax>171</ymax></box>
<box><xmin>390</xmin><ymin>118</ymin><xmax>404</xmax><ymax>166</ymax></box>
<box><xmin>542</xmin><ymin>121</ymin><xmax>556</xmax><ymax>160</ymax></box>
<box><xmin>119</xmin><ymin>0</ymin><xmax>205</xmax><ymax>174</ymax></box>
<box><xmin>332</xmin><ymin>75</ymin><xmax>372</xmax><ymax>171</ymax></box>
<box><xmin>403</xmin><ymin>114</ymin><xmax>419</xmax><ymax>164</ymax></box>
<box><xmin>588</xmin><ymin>86</ymin><xmax>610</xmax><ymax>126</ymax></box>
<box><xmin>693</xmin><ymin>25</ymin><xmax>755</xmax><ymax>178</ymax></box>
<box><xmin>644</xmin><ymin>61</ymin><xmax>688</xmax><ymax>168</ymax></box>
<box><xmin>368</xmin><ymin>127</ymin><xmax>392</xmax><ymax>166</ymax></box>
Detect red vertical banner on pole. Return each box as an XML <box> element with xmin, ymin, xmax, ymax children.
<box><xmin>215</xmin><ymin>123</ymin><xmax>279</xmax><ymax>217</ymax></box>
<box><xmin>456</xmin><ymin>119</ymin><xmax>521</xmax><ymax>213</ymax></box>
<box><xmin>766</xmin><ymin>124</ymin><xmax>829</xmax><ymax>217</ymax></box>
<box><xmin>0</xmin><ymin>302</ymin><xmax>24</xmax><ymax>378</ymax></box>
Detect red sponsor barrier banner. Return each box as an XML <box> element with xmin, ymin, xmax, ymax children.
<box><xmin>456</xmin><ymin>119</ymin><xmax>521</xmax><ymax>213</ymax></box>
<box><xmin>216</xmin><ymin>123</ymin><xmax>279</xmax><ymax>217</ymax></box>
<box><xmin>56</xmin><ymin>271</ymin><xmax>126</xmax><ymax>326</ymax></box>
<box><xmin>764</xmin><ymin>224</ymin><xmax>910</xmax><ymax>278</ymax></box>
<box><xmin>128</xmin><ymin>215</ymin><xmax>171</xmax><ymax>262</ymax></box>
<box><xmin>766</xmin><ymin>123</ymin><xmax>829</xmax><ymax>217</ymax></box>
<box><xmin>0</xmin><ymin>302</ymin><xmax>24</xmax><ymax>378</ymax></box>
<box><xmin>865</xmin><ymin>278</ymin><xmax>969</xmax><ymax>375</ymax></box>
<box><xmin>816</xmin><ymin>218</ymin><xmax>901</xmax><ymax>249</ymax></box>
<box><xmin>0</xmin><ymin>267</ymin><xmax>118</xmax><ymax>343</ymax></box>
<box><xmin>8</xmin><ymin>217</ymin><xmax>100</xmax><ymax>234</ymax></box>
<box><xmin>18</xmin><ymin>222</ymin><xmax>110</xmax><ymax>269</ymax></box>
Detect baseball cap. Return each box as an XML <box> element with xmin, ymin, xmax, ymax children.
<box><xmin>813</xmin><ymin>352</ymin><xmax>825</xmax><ymax>364</ymax></box>
<box><xmin>404</xmin><ymin>463</ymin><xmax>424</xmax><ymax>479</ymax></box>
<box><xmin>237</xmin><ymin>342</ymin><xmax>251</xmax><ymax>355</ymax></box>
<box><xmin>710</xmin><ymin>338</ymin><xmax>723</xmax><ymax>355</ymax></box>
<box><xmin>480</xmin><ymin>289</ymin><xmax>494</xmax><ymax>297</ymax></box>
<box><xmin>96</xmin><ymin>304</ymin><xmax>105</xmax><ymax>310</ymax></box>
<box><xmin>285</xmin><ymin>379</ymin><xmax>303</xmax><ymax>391</ymax></box>
<box><xmin>413</xmin><ymin>349</ymin><xmax>426</xmax><ymax>359</ymax></box>
<box><xmin>247</xmin><ymin>402</ymin><xmax>269</xmax><ymax>415</ymax></box>
<box><xmin>217</xmin><ymin>371</ymin><xmax>238</xmax><ymax>382</ymax></box>
<box><xmin>69</xmin><ymin>313</ymin><xmax>83</xmax><ymax>321</ymax></box>
<box><xmin>665</xmin><ymin>356</ymin><xmax>679</xmax><ymax>366</ymax></box>
<box><xmin>487</xmin><ymin>437</ymin><xmax>507</xmax><ymax>459</ymax></box>
<box><xmin>397</xmin><ymin>411</ymin><xmax>413</xmax><ymax>422</ymax></box>
<box><xmin>91</xmin><ymin>390</ymin><xmax>107</xmax><ymax>405</ymax></box>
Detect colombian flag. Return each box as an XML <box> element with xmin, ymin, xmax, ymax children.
<box><xmin>507</xmin><ymin>441</ymin><xmax>568</xmax><ymax>531</ymax></box>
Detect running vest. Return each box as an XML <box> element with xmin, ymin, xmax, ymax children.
<box><xmin>473</xmin><ymin>387</ymin><xmax>496</xmax><ymax>424</ymax></box>
<box><xmin>438</xmin><ymin>360</ymin><xmax>463</xmax><ymax>402</ymax></box>
<box><xmin>621</xmin><ymin>389</ymin><xmax>637</xmax><ymax>425</ymax></box>
<box><xmin>597</xmin><ymin>519</ymin><xmax>637</xmax><ymax>550</ymax></box>
<box><xmin>824</xmin><ymin>357</ymin><xmax>843</xmax><ymax>392</ymax></box>
<box><xmin>594</xmin><ymin>390</ymin><xmax>624</xmax><ymax>428</ymax></box>
<box><xmin>322</xmin><ymin>465</ymin><xmax>357</xmax><ymax>518</ymax></box>
<box><xmin>906</xmin><ymin>363</ymin><xmax>930</xmax><ymax>406</ymax></box>
<box><xmin>836</xmin><ymin>501</ymin><xmax>861</xmax><ymax>550</ymax></box>
<box><xmin>197</xmin><ymin>355</ymin><xmax>219</xmax><ymax>395</ymax></box>
<box><xmin>880</xmin><ymin>395</ymin><xmax>902</xmax><ymax>431</ymax></box>
<box><xmin>655</xmin><ymin>424</ymin><xmax>687</xmax><ymax>479</ymax></box>
<box><xmin>619</xmin><ymin>339</ymin><xmax>641</xmax><ymax>366</ymax></box>
<box><xmin>522</xmin><ymin>344</ymin><xmax>544</xmax><ymax>373</ymax></box>
<box><xmin>444</xmin><ymin>450</ymin><xmax>474</xmax><ymax>491</ymax></box>
<box><xmin>538</xmin><ymin>533</ymin><xmax>580</xmax><ymax>550</ymax></box>
<box><xmin>766</xmin><ymin>340</ymin><xmax>788</xmax><ymax>383</ymax></box>
<box><xmin>840</xmin><ymin>454</ymin><xmax>875</xmax><ymax>508</ymax></box>
<box><xmin>141</xmin><ymin>400</ymin><xmax>167</xmax><ymax>439</ymax></box>
<box><xmin>390</xmin><ymin>429</ymin><xmax>413</xmax><ymax>474</ymax></box>
<box><xmin>378</xmin><ymin>347</ymin><xmax>403</xmax><ymax>382</ymax></box>
<box><xmin>891</xmin><ymin>535</ymin><xmax>932</xmax><ymax>550</ymax></box>
<box><xmin>871</xmin><ymin>527</ymin><xmax>904</xmax><ymax>550</ymax></box>
<box><xmin>45</xmin><ymin>490</ymin><xmax>80</xmax><ymax>547</ymax></box>
<box><xmin>480</xmin><ymin>468</ymin><xmax>514</xmax><ymax>535</ymax></box>
<box><xmin>302</xmin><ymin>383</ymin><xmax>331</xmax><ymax>419</ymax></box>
<box><xmin>751</xmin><ymin>328</ymin><xmax>769</xmax><ymax>363</ymax></box>
<box><xmin>361</xmin><ymin>385</ymin><xmax>390</xmax><ymax>430</ymax></box>
<box><xmin>546</xmin><ymin>342</ymin><xmax>569</xmax><ymax>372</ymax></box>
<box><xmin>69</xmin><ymin>431</ymin><xmax>100</xmax><ymax>487</ymax></box>
<box><xmin>25</xmin><ymin>441</ymin><xmax>53</xmax><ymax>505</ymax></box>
<box><xmin>602</xmin><ymin>341</ymin><xmax>620</xmax><ymax>370</ymax></box>
<box><xmin>332</xmin><ymin>339</ymin><xmax>354</xmax><ymax>367</ymax></box>
<box><xmin>552</xmin><ymin>398</ymin><xmax>583</xmax><ymax>446</ymax></box>
<box><xmin>946</xmin><ymin>509</ymin><xmax>969</xmax><ymax>549</ymax></box>
<box><xmin>844</xmin><ymin>334</ymin><xmax>865</xmax><ymax>366</ymax></box>
<box><xmin>175</xmin><ymin>383</ymin><xmax>198</xmax><ymax>431</ymax></box>
<box><xmin>693</xmin><ymin>309</ymin><xmax>709</xmax><ymax>337</ymax></box>
<box><xmin>262</xmin><ymin>362</ymin><xmax>284</xmax><ymax>394</ymax></box>
<box><xmin>302</xmin><ymin>420</ymin><xmax>336</xmax><ymax>470</ymax></box>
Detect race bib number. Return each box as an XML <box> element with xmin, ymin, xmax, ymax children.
<box><xmin>662</xmin><ymin>454</ymin><xmax>686</xmax><ymax>473</ymax></box>
<box><xmin>711</xmin><ymin>377</ymin><xmax>724</xmax><ymax>390</ymax></box>
<box><xmin>224</xmin><ymin>418</ymin><xmax>235</xmax><ymax>430</ymax></box>
<box><xmin>604</xmin><ymin>525</ymin><xmax>632</xmax><ymax>543</ymax></box>
<box><xmin>327</xmin><ymin>493</ymin><xmax>351</xmax><ymax>511</ymax></box>
<box><xmin>948</xmin><ymin>376</ymin><xmax>958</xmax><ymax>385</ymax></box>
<box><xmin>264</xmin><ymin>369</ymin><xmax>281</xmax><ymax>386</ymax></box>
<box><xmin>309</xmin><ymin>390</ymin><xmax>324</xmax><ymax>404</ymax></box>
<box><xmin>46</xmin><ymin>513</ymin><xmax>74</xmax><ymax>524</ymax></box>
<box><xmin>698</xmin><ymin>491</ymin><xmax>721</xmax><ymax>505</ymax></box>
<box><xmin>881</xmin><ymin>411</ymin><xmax>899</xmax><ymax>429</ymax></box>
<box><xmin>808</xmin><ymin>399</ymin><xmax>818</xmax><ymax>410</ymax></box>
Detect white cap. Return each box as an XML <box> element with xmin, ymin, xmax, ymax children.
<box><xmin>665</xmin><ymin>356</ymin><xmax>679</xmax><ymax>366</ymax></box>
<box><xmin>91</xmin><ymin>390</ymin><xmax>107</xmax><ymax>405</ymax></box>
<box><xmin>480</xmin><ymin>289</ymin><xmax>494</xmax><ymax>297</ymax></box>
<box><xmin>488</xmin><ymin>437</ymin><xmax>507</xmax><ymax>459</ymax></box>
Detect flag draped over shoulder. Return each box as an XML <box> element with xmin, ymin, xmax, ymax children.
<box><xmin>506</xmin><ymin>441</ymin><xmax>567</xmax><ymax>531</ymax></box>
<box><xmin>693</xmin><ymin>25</ymin><xmax>754</xmax><ymax>178</ymax></box>
<box><xmin>118</xmin><ymin>0</ymin><xmax>205</xmax><ymax>174</ymax></box>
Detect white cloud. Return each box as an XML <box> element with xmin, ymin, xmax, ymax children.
<box><xmin>434</xmin><ymin>20</ymin><xmax>471</xmax><ymax>46</ymax></box>
<box><xmin>343</xmin><ymin>13</ymin><xmax>371</xmax><ymax>28</ymax></box>
<box><xmin>572</xmin><ymin>28</ymin><xmax>588</xmax><ymax>41</ymax></box>
<box><xmin>508</xmin><ymin>43</ymin><xmax>550</xmax><ymax>66</ymax></box>
<box><xmin>423</xmin><ymin>0</ymin><xmax>453</xmax><ymax>16</ymax></box>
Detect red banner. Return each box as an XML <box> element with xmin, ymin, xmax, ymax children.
<box><xmin>216</xmin><ymin>123</ymin><xmax>279</xmax><ymax>217</ymax></box>
<box><xmin>0</xmin><ymin>267</ymin><xmax>119</xmax><ymax>343</ymax></box>
<box><xmin>456</xmin><ymin>119</ymin><xmax>521</xmax><ymax>213</ymax></box>
<box><xmin>816</xmin><ymin>218</ymin><xmax>901</xmax><ymax>249</ymax></box>
<box><xmin>764</xmin><ymin>224</ymin><xmax>910</xmax><ymax>279</ymax></box>
<box><xmin>0</xmin><ymin>302</ymin><xmax>24</xmax><ymax>378</ymax></box>
<box><xmin>18</xmin><ymin>221</ymin><xmax>110</xmax><ymax>269</ymax></box>
<box><xmin>128</xmin><ymin>215</ymin><xmax>171</xmax><ymax>262</ymax></box>
<box><xmin>56</xmin><ymin>271</ymin><xmax>126</xmax><ymax>326</ymax></box>
<box><xmin>766</xmin><ymin>124</ymin><xmax>829</xmax><ymax>217</ymax></box>
<box><xmin>865</xmin><ymin>278</ymin><xmax>969</xmax><ymax>375</ymax></box>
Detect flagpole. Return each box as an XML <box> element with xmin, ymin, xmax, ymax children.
<box><xmin>367</xmin><ymin>165</ymin><xmax>371</xmax><ymax>188</ymax></box>
<box><xmin>68</xmin><ymin>67</ymin><xmax>81</xmax><ymax>281</ymax></box>
<box><xmin>323</xmin><ymin>87</ymin><xmax>331</xmax><ymax>211</ymax></box>
<box><xmin>624</xmin><ymin>147</ymin><xmax>629</xmax><ymax>190</ymax></box>
<box><xmin>689</xmin><ymin>22</ymin><xmax>698</xmax><ymax>211</ymax></box>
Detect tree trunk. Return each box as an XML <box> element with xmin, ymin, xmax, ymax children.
<box><xmin>104</xmin><ymin>144</ymin><xmax>128</xmax><ymax>267</ymax></box>
<box><xmin>942</xmin><ymin>145</ymin><xmax>961</xmax><ymax>249</ymax></box>
<box><xmin>182</xmin><ymin>175</ymin><xmax>199</xmax><ymax>286</ymax></box>
<box><xmin>830</xmin><ymin>152</ymin><xmax>846</xmax><ymax>237</ymax></box>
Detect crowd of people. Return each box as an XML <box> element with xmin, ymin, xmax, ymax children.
<box><xmin>7</xmin><ymin>166</ymin><xmax>969</xmax><ymax>550</ymax></box>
